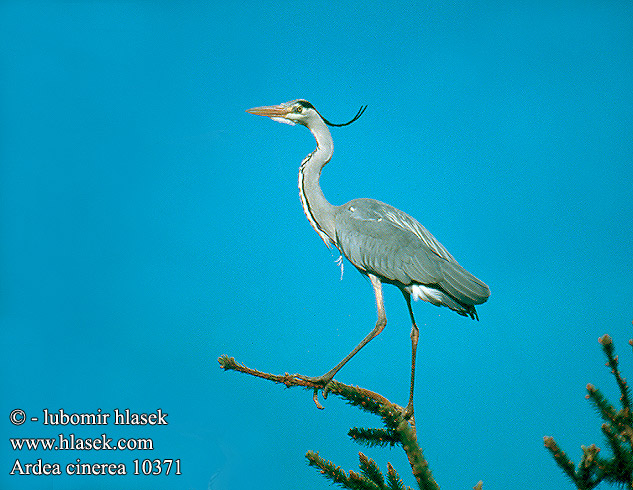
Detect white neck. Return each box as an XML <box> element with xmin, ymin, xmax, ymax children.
<box><xmin>298</xmin><ymin>118</ymin><xmax>337</xmax><ymax>246</ymax></box>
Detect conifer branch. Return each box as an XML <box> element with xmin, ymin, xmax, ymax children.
<box><xmin>359</xmin><ymin>452</ymin><xmax>386</xmax><ymax>488</ymax></box>
<box><xmin>545</xmin><ymin>334</ymin><xmax>633</xmax><ymax>489</ymax></box>
<box><xmin>601</xmin><ymin>423</ymin><xmax>627</xmax><ymax>466</ymax></box>
<box><xmin>543</xmin><ymin>436</ymin><xmax>579</xmax><ymax>484</ymax></box>
<box><xmin>349</xmin><ymin>469</ymin><xmax>383</xmax><ymax>490</ymax></box>
<box><xmin>600</xmin><ymin>335</ymin><xmax>632</xmax><ymax>420</ymax></box>
<box><xmin>218</xmin><ymin>355</ymin><xmax>396</xmax><ymax>409</ymax></box>
<box><xmin>586</xmin><ymin>384</ymin><xmax>618</xmax><ymax>425</ymax></box>
<box><xmin>349</xmin><ymin>427</ymin><xmax>399</xmax><ymax>448</ymax></box>
<box><xmin>386</xmin><ymin>462</ymin><xmax>410</xmax><ymax>490</ymax></box>
<box><xmin>219</xmin><ymin>355</ymin><xmax>443</xmax><ymax>490</ymax></box>
<box><xmin>306</xmin><ymin>450</ymin><xmax>415</xmax><ymax>490</ymax></box>
<box><xmin>578</xmin><ymin>444</ymin><xmax>602</xmax><ymax>487</ymax></box>
<box><xmin>306</xmin><ymin>450</ymin><xmax>353</xmax><ymax>487</ymax></box>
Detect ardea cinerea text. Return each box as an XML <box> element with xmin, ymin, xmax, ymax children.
<box><xmin>246</xmin><ymin>99</ymin><xmax>490</xmax><ymax>415</ymax></box>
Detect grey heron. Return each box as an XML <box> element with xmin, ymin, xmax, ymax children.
<box><xmin>246</xmin><ymin>99</ymin><xmax>490</xmax><ymax>415</ymax></box>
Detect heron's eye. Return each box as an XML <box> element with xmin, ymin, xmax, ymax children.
<box><xmin>294</xmin><ymin>106</ymin><xmax>303</xmax><ymax>113</ymax></box>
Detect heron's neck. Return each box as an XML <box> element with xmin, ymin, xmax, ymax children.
<box><xmin>298</xmin><ymin>119</ymin><xmax>337</xmax><ymax>247</ymax></box>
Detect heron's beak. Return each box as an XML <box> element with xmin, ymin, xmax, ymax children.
<box><xmin>246</xmin><ymin>104</ymin><xmax>291</xmax><ymax>118</ymax></box>
<box><xmin>246</xmin><ymin>104</ymin><xmax>296</xmax><ymax>126</ymax></box>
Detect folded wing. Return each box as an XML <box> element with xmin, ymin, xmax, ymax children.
<box><xmin>334</xmin><ymin>198</ymin><xmax>490</xmax><ymax>309</ymax></box>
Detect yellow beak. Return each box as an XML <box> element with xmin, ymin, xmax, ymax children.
<box><xmin>245</xmin><ymin>104</ymin><xmax>292</xmax><ymax>118</ymax></box>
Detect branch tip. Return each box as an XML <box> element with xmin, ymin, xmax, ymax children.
<box><xmin>218</xmin><ymin>355</ymin><xmax>237</xmax><ymax>370</ymax></box>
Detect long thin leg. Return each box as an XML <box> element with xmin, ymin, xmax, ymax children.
<box><xmin>403</xmin><ymin>292</ymin><xmax>419</xmax><ymax>419</ymax></box>
<box><xmin>300</xmin><ymin>274</ymin><xmax>387</xmax><ymax>386</ymax></box>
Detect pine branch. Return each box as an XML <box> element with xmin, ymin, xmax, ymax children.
<box><xmin>306</xmin><ymin>450</ymin><xmax>353</xmax><ymax>488</ymax></box>
<box><xmin>543</xmin><ymin>436</ymin><xmax>579</xmax><ymax>484</ymax></box>
<box><xmin>601</xmin><ymin>423</ymin><xmax>627</xmax><ymax>464</ymax></box>
<box><xmin>598</xmin><ymin>336</ymin><xmax>633</xmax><ymax>454</ymax></box>
<box><xmin>219</xmin><ymin>355</ymin><xmax>443</xmax><ymax>490</ymax></box>
<box><xmin>329</xmin><ymin>378</ymin><xmax>439</xmax><ymax>490</ymax></box>
<box><xmin>600</xmin><ymin>335</ymin><xmax>632</xmax><ymax>414</ymax></box>
<box><xmin>306</xmin><ymin>451</ymin><xmax>410</xmax><ymax>490</ymax></box>
<box><xmin>349</xmin><ymin>427</ymin><xmax>399</xmax><ymax>448</ymax></box>
<box><xmin>586</xmin><ymin>383</ymin><xmax>618</xmax><ymax>425</ymax></box>
<box><xmin>386</xmin><ymin>462</ymin><xmax>413</xmax><ymax>490</ymax></box>
<box><xmin>545</xmin><ymin>334</ymin><xmax>633</xmax><ymax>489</ymax></box>
<box><xmin>578</xmin><ymin>444</ymin><xmax>602</xmax><ymax>488</ymax></box>
<box><xmin>218</xmin><ymin>355</ymin><xmax>311</xmax><ymax>388</ymax></box>
<box><xmin>359</xmin><ymin>452</ymin><xmax>385</xmax><ymax>488</ymax></box>
<box><xmin>349</xmin><ymin>469</ymin><xmax>382</xmax><ymax>490</ymax></box>
<box><xmin>218</xmin><ymin>355</ymin><xmax>397</xmax><ymax>411</ymax></box>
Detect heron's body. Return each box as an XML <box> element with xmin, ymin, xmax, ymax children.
<box><xmin>247</xmin><ymin>99</ymin><xmax>490</xmax><ymax>415</ymax></box>
<box><xmin>333</xmin><ymin>197</ymin><xmax>488</xmax><ymax>319</ymax></box>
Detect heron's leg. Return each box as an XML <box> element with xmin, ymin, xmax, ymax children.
<box><xmin>298</xmin><ymin>274</ymin><xmax>387</xmax><ymax>394</ymax></box>
<box><xmin>403</xmin><ymin>292</ymin><xmax>419</xmax><ymax>420</ymax></box>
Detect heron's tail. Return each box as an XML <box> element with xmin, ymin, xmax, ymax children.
<box><xmin>410</xmin><ymin>283</ymin><xmax>481</xmax><ymax>320</ymax></box>
<box><xmin>438</xmin><ymin>260</ymin><xmax>490</xmax><ymax>307</ymax></box>
<box><xmin>409</xmin><ymin>259</ymin><xmax>490</xmax><ymax>320</ymax></box>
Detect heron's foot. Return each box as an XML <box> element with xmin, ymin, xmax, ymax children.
<box><xmin>295</xmin><ymin>373</ymin><xmax>335</xmax><ymax>394</ymax></box>
<box><xmin>295</xmin><ymin>373</ymin><xmax>336</xmax><ymax>407</ymax></box>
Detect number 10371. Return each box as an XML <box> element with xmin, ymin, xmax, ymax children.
<box><xmin>132</xmin><ymin>459</ymin><xmax>181</xmax><ymax>475</ymax></box>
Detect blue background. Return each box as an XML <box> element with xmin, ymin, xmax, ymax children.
<box><xmin>1</xmin><ymin>1</ymin><xmax>632</xmax><ymax>489</ymax></box>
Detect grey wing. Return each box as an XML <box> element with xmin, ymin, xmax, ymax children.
<box><xmin>334</xmin><ymin>198</ymin><xmax>490</xmax><ymax>306</ymax></box>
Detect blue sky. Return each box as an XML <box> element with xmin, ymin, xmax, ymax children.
<box><xmin>1</xmin><ymin>1</ymin><xmax>632</xmax><ymax>489</ymax></box>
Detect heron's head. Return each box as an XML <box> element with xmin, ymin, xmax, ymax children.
<box><xmin>246</xmin><ymin>100</ymin><xmax>318</xmax><ymax>127</ymax></box>
<box><xmin>246</xmin><ymin>99</ymin><xmax>366</xmax><ymax>128</ymax></box>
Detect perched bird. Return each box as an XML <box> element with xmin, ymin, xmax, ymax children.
<box><xmin>246</xmin><ymin>99</ymin><xmax>490</xmax><ymax>414</ymax></box>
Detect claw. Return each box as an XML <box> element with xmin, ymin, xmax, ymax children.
<box><xmin>295</xmin><ymin>374</ymin><xmax>334</xmax><ymax>408</ymax></box>
<box><xmin>312</xmin><ymin>388</ymin><xmax>324</xmax><ymax>410</ymax></box>
<box><xmin>403</xmin><ymin>403</ymin><xmax>414</xmax><ymax>420</ymax></box>
<box><xmin>322</xmin><ymin>380</ymin><xmax>334</xmax><ymax>399</ymax></box>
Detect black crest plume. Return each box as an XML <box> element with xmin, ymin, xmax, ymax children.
<box><xmin>321</xmin><ymin>105</ymin><xmax>367</xmax><ymax>127</ymax></box>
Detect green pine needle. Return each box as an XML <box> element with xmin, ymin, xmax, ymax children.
<box><xmin>544</xmin><ymin>436</ymin><xmax>577</xmax><ymax>482</ymax></box>
<box><xmin>337</xmin><ymin>384</ymin><xmax>386</xmax><ymax>415</ymax></box>
<box><xmin>599</xmin><ymin>454</ymin><xmax>633</xmax><ymax>486</ymax></box>
<box><xmin>349</xmin><ymin>427</ymin><xmax>399</xmax><ymax>448</ymax></box>
<box><xmin>600</xmin><ymin>334</ymin><xmax>632</xmax><ymax>414</ymax></box>
<box><xmin>306</xmin><ymin>450</ymin><xmax>352</xmax><ymax>488</ymax></box>
<box><xmin>349</xmin><ymin>470</ymin><xmax>382</xmax><ymax>490</ymax></box>
<box><xmin>586</xmin><ymin>384</ymin><xmax>618</xmax><ymax>425</ymax></box>
<box><xmin>601</xmin><ymin>423</ymin><xmax>627</xmax><ymax>463</ymax></box>
<box><xmin>547</xmin><ymin>335</ymin><xmax>633</xmax><ymax>489</ymax></box>
<box><xmin>386</xmin><ymin>462</ymin><xmax>412</xmax><ymax>490</ymax></box>
<box><xmin>577</xmin><ymin>445</ymin><xmax>602</xmax><ymax>488</ymax></box>
<box><xmin>358</xmin><ymin>452</ymin><xmax>385</xmax><ymax>488</ymax></box>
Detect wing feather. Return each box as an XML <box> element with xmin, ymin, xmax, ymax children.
<box><xmin>438</xmin><ymin>260</ymin><xmax>490</xmax><ymax>305</ymax></box>
<box><xmin>334</xmin><ymin>198</ymin><xmax>490</xmax><ymax>307</ymax></box>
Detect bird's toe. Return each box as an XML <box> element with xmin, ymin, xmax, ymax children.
<box><xmin>295</xmin><ymin>373</ymin><xmax>336</xmax><ymax>397</ymax></box>
<box><xmin>322</xmin><ymin>380</ymin><xmax>335</xmax><ymax>399</ymax></box>
<box><xmin>403</xmin><ymin>402</ymin><xmax>414</xmax><ymax>420</ymax></box>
